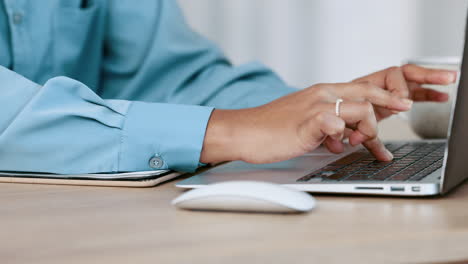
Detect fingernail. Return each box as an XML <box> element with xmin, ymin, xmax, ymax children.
<box><xmin>401</xmin><ymin>98</ymin><xmax>413</xmax><ymax>108</ymax></box>
<box><xmin>446</xmin><ymin>72</ymin><xmax>456</xmax><ymax>83</ymax></box>
<box><xmin>391</xmin><ymin>110</ymin><xmax>400</xmax><ymax>115</ymax></box>
<box><xmin>385</xmin><ymin>149</ymin><xmax>394</xmax><ymax>160</ymax></box>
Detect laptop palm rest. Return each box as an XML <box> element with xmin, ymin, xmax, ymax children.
<box><xmin>177</xmin><ymin>145</ymin><xmax>360</xmax><ymax>188</ymax></box>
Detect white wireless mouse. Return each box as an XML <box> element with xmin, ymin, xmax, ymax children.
<box><xmin>172</xmin><ymin>181</ymin><xmax>316</xmax><ymax>213</ymax></box>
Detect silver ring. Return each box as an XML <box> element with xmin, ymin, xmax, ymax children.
<box><xmin>335</xmin><ymin>98</ymin><xmax>343</xmax><ymax>117</ymax></box>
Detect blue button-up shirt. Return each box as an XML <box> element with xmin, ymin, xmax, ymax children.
<box><xmin>0</xmin><ymin>0</ymin><xmax>296</xmax><ymax>174</ymax></box>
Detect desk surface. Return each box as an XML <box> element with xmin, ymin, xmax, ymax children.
<box><xmin>2</xmin><ymin>118</ymin><xmax>468</xmax><ymax>264</ymax></box>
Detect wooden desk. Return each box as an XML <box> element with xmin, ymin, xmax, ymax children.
<box><xmin>1</xmin><ymin>179</ymin><xmax>468</xmax><ymax>264</ymax></box>
<box><xmin>1</xmin><ymin>119</ymin><xmax>468</xmax><ymax>264</ymax></box>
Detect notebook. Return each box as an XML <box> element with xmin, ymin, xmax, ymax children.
<box><xmin>0</xmin><ymin>170</ymin><xmax>182</xmax><ymax>187</ymax></box>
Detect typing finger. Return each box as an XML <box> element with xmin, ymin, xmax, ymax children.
<box><xmin>409</xmin><ymin>82</ymin><xmax>450</xmax><ymax>102</ymax></box>
<box><xmin>363</xmin><ymin>137</ymin><xmax>393</xmax><ymax>161</ymax></box>
<box><xmin>321</xmin><ymin>101</ymin><xmax>392</xmax><ymax>161</ymax></box>
<box><xmin>301</xmin><ymin>111</ymin><xmax>345</xmax><ymax>152</ymax></box>
<box><xmin>324</xmin><ymin>137</ymin><xmax>345</xmax><ymax>154</ymax></box>
<box><xmin>402</xmin><ymin>64</ymin><xmax>457</xmax><ymax>85</ymax></box>
<box><xmin>328</xmin><ymin>82</ymin><xmax>413</xmax><ymax>112</ymax></box>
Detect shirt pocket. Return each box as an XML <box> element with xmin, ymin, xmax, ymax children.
<box><xmin>52</xmin><ymin>0</ymin><xmax>104</xmax><ymax>90</ymax></box>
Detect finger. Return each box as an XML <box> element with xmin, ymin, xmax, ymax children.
<box><xmin>375</xmin><ymin>108</ymin><xmax>394</xmax><ymax>121</ymax></box>
<box><xmin>341</xmin><ymin>102</ymin><xmax>377</xmax><ymax>144</ymax></box>
<box><xmin>385</xmin><ymin>66</ymin><xmax>410</xmax><ymax>98</ymax></box>
<box><xmin>316</xmin><ymin>101</ymin><xmax>392</xmax><ymax>160</ymax></box>
<box><xmin>317</xmin><ymin>101</ymin><xmax>378</xmax><ymax>145</ymax></box>
<box><xmin>402</xmin><ymin>64</ymin><xmax>457</xmax><ymax>85</ymax></box>
<box><xmin>329</xmin><ymin>82</ymin><xmax>413</xmax><ymax>111</ymax></box>
<box><xmin>408</xmin><ymin>82</ymin><xmax>449</xmax><ymax>102</ymax></box>
<box><xmin>347</xmin><ymin>129</ymin><xmax>392</xmax><ymax>160</ymax></box>
<box><xmin>343</xmin><ymin>128</ymin><xmax>353</xmax><ymax>139</ymax></box>
<box><xmin>303</xmin><ymin>112</ymin><xmax>345</xmax><ymax>150</ymax></box>
<box><xmin>316</xmin><ymin>112</ymin><xmax>345</xmax><ymax>141</ymax></box>
<box><xmin>324</xmin><ymin>137</ymin><xmax>345</xmax><ymax>154</ymax></box>
<box><xmin>337</xmin><ymin>101</ymin><xmax>388</xmax><ymax>160</ymax></box>
<box><xmin>362</xmin><ymin>137</ymin><xmax>393</xmax><ymax>161</ymax></box>
<box><xmin>330</xmin><ymin>101</ymin><xmax>392</xmax><ymax>160</ymax></box>
<box><xmin>344</xmin><ymin>121</ymin><xmax>392</xmax><ymax>161</ymax></box>
<box><xmin>412</xmin><ymin>86</ymin><xmax>449</xmax><ymax>102</ymax></box>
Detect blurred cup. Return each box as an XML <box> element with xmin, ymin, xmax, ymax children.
<box><xmin>404</xmin><ymin>56</ymin><xmax>460</xmax><ymax>139</ymax></box>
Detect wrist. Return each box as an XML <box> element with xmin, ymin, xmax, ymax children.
<box><xmin>200</xmin><ymin>109</ymin><xmax>244</xmax><ymax>164</ymax></box>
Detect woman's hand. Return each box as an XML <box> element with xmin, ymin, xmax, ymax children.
<box><xmin>200</xmin><ymin>65</ymin><xmax>458</xmax><ymax>166</ymax></box>
<box><xmin>200</xmin><ymin>82</ymin><xmax>413</xmax><ymax>165</ymax></box>
<box><xmin>353</xmin><ymin>64</ymin><xmax>457</xmax><ymax>120</ymax></box>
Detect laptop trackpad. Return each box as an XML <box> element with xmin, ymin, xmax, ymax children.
<box><xmin>178</xmin><ymin>145</ymin><xmax>361</xmax><ymax>187</ymax></box>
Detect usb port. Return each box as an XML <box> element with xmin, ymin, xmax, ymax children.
<box><xmin>412</xmin><ymin>186</ymin><xmax>421</xmax><ymax>192</ymax></box>
<box><xmin>390</xmin><ymin>186</ymin><xmax>405</xmax><ymax>192</ymax></box>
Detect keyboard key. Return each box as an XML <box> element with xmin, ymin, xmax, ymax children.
<box><xmin>329</xmin><ymin>151</ymin><xmax>368</xmax><ymax>166</ymax></box>
<box><xmin>408</xmin><ymin>159</ymin><xmax>443</xmax><ymax>181</ymax></box>
<box><xmin>347</xmin><ymin>174</ymin><xmax>370</xmax><ymax>181</ymax></box>
<box><xmin>296</xmin><ymin>142</ymin><xmax>446</xmax><ymax>183</ymax></box>
<box><xmin>388</xmin><ymin>154</ymin><xmax>442</xmax><ymax>181</ymax></box>
<box><xmin>322</xmin><ymin>172</ymin><xmax>349</xmax><ymax>181</ymax></box>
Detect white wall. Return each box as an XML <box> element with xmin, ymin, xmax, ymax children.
<box><xmin>417</xmin><ymin>0</ymin><xmax>468</xmax><ymax>56</ymax></box>
<box><xmin>179</xmin><ymin>0</ymin><xmax>468</xmax><ymax>88</ymax></box>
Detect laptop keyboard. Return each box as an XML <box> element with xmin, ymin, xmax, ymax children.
<box><xmin>297</xmin><ymin>142</ymin><xmax>445</xmax><ymax>182</ymax></box>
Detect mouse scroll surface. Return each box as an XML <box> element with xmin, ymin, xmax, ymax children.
<box><xmin>172</xmin><ymin>181</ymin><xmax>316</xmax><ymax>214</ymax></box>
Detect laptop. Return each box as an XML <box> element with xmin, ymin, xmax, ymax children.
<box><xmin>176</xmin><ymin>20</ymin><xmax>468</xmax><ymax>197</ymax></box>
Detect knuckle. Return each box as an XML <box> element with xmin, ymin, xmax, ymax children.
<box><xmin>369</xmin><ymin>127</ymin><xmax>378</xmax><ymax>138</ymax></box>
<box><xmin>316</xmin><ymin>90</ymin><xmax>329</xmax><ymax>100</ymax></box>
<box><xmin>402</xmin><ymin>63</ymin><xmax>413</xmax><ymax>70</ymax></box>
<box><xmin>313</xmin><ymin>111</ymin><xmax>344</xmax><ymax>134</ymax></box>
<box><xmin>314</xmin><ymin>87</ymin><xmax>331</xmax><ymax>100</ymax></box>
<box><xmin>311</xmin><ymin>83</ymin><xmax>326</xmax><ymax>92</ymax></box>
<box><xmin>386</xmin><ymin>66</ymin><xmax>400</xmax><ymax>72</ymax></box>
<box><xmin>328</xmin><ymin>119</ymin><xmax>344</xmax><ymax>134</ymax></box>
<box><xmin>402</xmin><ymin>63</ymin><xmax>420</xmax><ymax>73</ymax></box>
<box><xmin>335</xmin><ymin>119</ymin><xmax>346</xmax><ymax>133</ymax></box>
<box><xmin>355</xmin><ymin>80</ymin><xmax>372</xmax><ymax>89</ymax></box>
<box><xmin>313</xmin><ymin>111</ymin><xmax>328</xmax><ymax>123</ymax></box>
<box><xmin>363</xmin><ymin>126</ymin><xmax>378</xmax><ymax>140</ymax></box>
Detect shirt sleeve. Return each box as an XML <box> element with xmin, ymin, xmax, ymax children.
<box><xmin>0</xmin><ymin>66</ymin><xmax>213</xmax><ymax>174</ymax></box>
<box><xmin>0</xmin><ymin>0</ymin><xmax>298</xmax><ymax>174</ymax></box>
<box><xmin>99</xmin><ymin>0</ymin><xmax>298</xmax><ymax>109</ymax></box>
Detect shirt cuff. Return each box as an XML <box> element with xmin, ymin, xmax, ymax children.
<box><xmin>119</xmin><ymin>101</ymin><xmax>214</xmax><ymax>172</ymax></box>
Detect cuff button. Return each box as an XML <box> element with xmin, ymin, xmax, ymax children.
<box><xmin>149</xmin><ymin>156</ymin><xmax>164</xmax><ymax>169</ymax></box>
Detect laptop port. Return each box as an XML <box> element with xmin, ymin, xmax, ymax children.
<box><xmin>411</xmin><ymin>186</ymin><xmax>421</xmax><ymax>192</ymax></box>
<box><xmin>355</xmin><ymin>186</ymin><xmax>384</xmax><ymax>190</ymax></box>
<box><xmin>390</xmin><ymin>186</ymin><xmax>405</xmax><ymax>192</ymax></box>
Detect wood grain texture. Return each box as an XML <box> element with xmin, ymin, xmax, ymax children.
<box><xmin>1</xmin><ymin>179</ymin><xmax>467</xmax><ymax>264</ymax></box>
